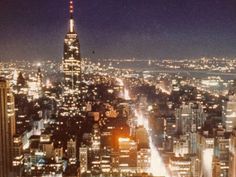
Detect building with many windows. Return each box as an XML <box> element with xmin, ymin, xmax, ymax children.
<box><xmin>0</xmin><ymin>78</ymin><xmax>16</xmax><ymax>177</ymax></box>
<box><xmin>61</xmin><ymin>0</ymin><xmax>82</xmax><ymax>117</ymax></box>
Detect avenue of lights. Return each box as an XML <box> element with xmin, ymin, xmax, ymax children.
<box><xmin>202</xmin><ymin>148</ymin><xmax>214</xmax><ymax>177</ymax></box>
<box><xmin>135</xmin><ymin>109</ymin><xmax>170</xmax><ymax>177</ymax></box>
<box><xmin>124</xmin><ymin>88</ymin><xmax>131</xmax><ymax>100</ymax></box>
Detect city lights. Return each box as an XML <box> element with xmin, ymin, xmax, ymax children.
<box><xmin>1</xmin><ymin>0</ymin><xmax>236</xmax><ymax>177</ymax></box>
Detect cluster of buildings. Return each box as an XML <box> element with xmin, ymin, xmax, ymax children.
<box><xmin>166</xmin><ymin>102</ymin><xmax>236</xmax><ymax>177</ymax></box>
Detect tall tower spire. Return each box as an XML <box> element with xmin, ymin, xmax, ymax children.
<box><xmin>61</xmin><ymin>0</ymin><xmax>82</xmax><ymax>117</ymax></box>
<box><xmin>69</xmin><ymin>0</ymin><xmax>75</xmax><ymax>33</ymax></box>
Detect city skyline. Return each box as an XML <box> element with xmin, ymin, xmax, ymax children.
<box><xmin>1</xmin><ymin>0</ymin><xmax>236</xmax><ymax>60</ymax></box>
<box><xmin>1</xmin><ymin>1</ymin><xmax>236</xmax><ymax>177</ymax></box>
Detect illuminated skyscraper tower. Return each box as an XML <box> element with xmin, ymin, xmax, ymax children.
<box><xmin>61</xmin><ymin>0</ymin><xmax>82</xmax><ymax>117</ymax></box>
<box><xmin>63</xmin><ymin>0</ymin><xmax>81</xmax><ymax>91</ymax></box>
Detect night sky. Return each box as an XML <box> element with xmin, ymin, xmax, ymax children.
<box><xmin>0</xmin><ymin>0</ymin><xmax>236</xmax><ymax>60</ymax></box>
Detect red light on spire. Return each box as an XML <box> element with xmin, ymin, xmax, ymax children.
<box><xmin>69</xmin><ymin>0</ymin><xmax>74</xmax><ymax>14</ymax></box>
<box><xmin>69</xmin><ymin>0</ymin><xmax>75</xmax><ymax>32</ymax></box>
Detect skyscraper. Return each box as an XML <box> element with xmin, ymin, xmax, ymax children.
<box><xmin>79</xmin><ymin>147</ymin><xmax>88</xmax><ymax>174</ymax></box>
<box><xmin>63</xmin><ymin>0</ymin><xmax>81</xmax><ymax>90</ymax></box>
<box><xmin>61</xmin><ymin>0</ymin><xmax>82</xmax><ymax>117</ymax></box>
<box><xmin>223</xmin><ymin>95</ymin><xmax>236</xmax><ymax>132</ymax></box>
<box><xmin>0</xmin><ymin>78</ymin><xmax>16</xmax><ymax>177</ymax></box>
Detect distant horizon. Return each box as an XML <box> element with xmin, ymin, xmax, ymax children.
<box><xmin>1</xmin><ymin>56</ymin><xmax>236</xmax><ymax>62</ymax></box>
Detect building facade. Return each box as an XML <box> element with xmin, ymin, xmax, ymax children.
<box><xmin>0</xmin><ymin>78</ymin><xmax>16</xmax><ymax>177</ymax></box>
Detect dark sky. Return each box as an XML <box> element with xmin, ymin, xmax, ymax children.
<box><xmin>0</xmin><ymin>0</ymin><xmax>236</xmax><ymax>60</ymax></box>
